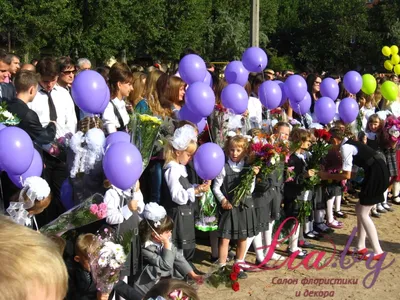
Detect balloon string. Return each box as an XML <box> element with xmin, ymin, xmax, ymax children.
<box><xmin>260</xmin><ymin>70</ymin><xmax>272</xmax><ymax>133</ymax></box>
<box><xmin>205</xmin><ymin>119</ymin><xmax>214</xmax><ymax>143</ymax></box>
<box><xmin>298</xmin><ymin>103</ymin><xmax>306</xmax><ymax>128</ymax></box>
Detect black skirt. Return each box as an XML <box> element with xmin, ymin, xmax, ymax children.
<box><xmin>359</xmin><ymin>158</ymin><xmax>389</xmax><ymax>205</ymax></box>
<box><xmin>167</xmin><ymin>204</ymin><xmax>196</xmax><ymax>250</ymax></box>
<box><xmin>218</xmin><ymin>196</ymin><xmax>257</xmax><ymax>240</ymax></box>
<box><xmin>312</xmin><ymin>185</ymin><xmax>326</xmax><ymax>210</ymax></box>
<box><xmin>253</xmin><ymin>192</ymin><xmax>270</xmax><ymax>232</ymax></box>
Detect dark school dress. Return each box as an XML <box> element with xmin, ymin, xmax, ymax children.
<box><xmin>160</xmin><ymin>172</ymin><xmax>196</xmax><ymax>258</ymax></box>
<box><xmin>344</xmin><ymin>140</ymin><xmax>389</xmax><ymax>205</ymax></box>
<box><xmin>218</xmin><ymin>163</ymin><xmax>257</xmax><ymax>240</ymax></box>
<box><xmin>283</xmin><ymin>154</ymin><xmax>313</xmax><ymax>218</ymax></box>
<box><xmin>323</xmin><ymin>148</ymin><xmax>343</xmax><ymax>199</ymax></box>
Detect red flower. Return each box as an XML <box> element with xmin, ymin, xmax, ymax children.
<box><xmin>232</xmin><ymin>264</ymin><xmax>241</xmax><ymax>274</ymax></box>
<box><xmin>230</xmin><ymin>272</ymin><xmax>238</xmax><ymax>281</ymax></box>
<box><xmin>314</xmin><ymin>129</ymin><xmax>331</xmax><ymax>142</ymax></box>
<box><xmin>251</xmin><ymin>142</ymin><xmax>264</xmax><ymax>154</ymax></box>
<box><xmin>232</xmin><ymin>281</ymin><xmax>240</xmax><ymax>292</ymax></box>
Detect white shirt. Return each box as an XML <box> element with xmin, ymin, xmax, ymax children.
<box><xmin>247</xmin><ymin>96</ymin><xmax>262</xmax><ymax>129</ymax></box>
<box><xmin>102</xmin><ymin>97</ymin><xmax>130</xmax><ymax>134</ymax></box>
<box><xmin>164</xmin><ymin>161</ymin><xmax>195</xmax><ymax>205</ymax></box>
<box><xmin>104</xmin><ymin>183</ymin><xmax>144</xmax><ymax>225</ymax></box>
<box><xmin>340</xmin><ymin>138</ymin><xmax>358</xmax><ymax>172</ymax></box>
<box><xmin>28</xmin><ymin>85</ymin><xmax>77</xmax><ymax>137</ymax></box>
<box><xmin>212</xmin><ymin>159</ymin><xmax>255</xmax><ymax>203</ymax></box>
<box><xmin>390</xmin><ymin>101</ymin><xmax>400</xmax><ymax>118</ymax></box>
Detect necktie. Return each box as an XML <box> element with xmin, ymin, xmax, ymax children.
<box><xmin>42</xmin><ymin>89</ymin><xmax>57</xmax><ymax>121</ymax></box>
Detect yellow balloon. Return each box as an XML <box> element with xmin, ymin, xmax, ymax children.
<box><xmin>391</xmin><ymin>45</ymin><xmax>399</xmax><ymax>55</ymax></box>
<box><xmin>394</xmin><ymin>65</ymin><xmax>400</xmax><ymax>75</ymax></box>
<box><xmin>384</xmin><ymin>60</ymin><xmax>394</xmax><ymax>71</ymax></box>
<box><xmin>391</xmin><ymin>54</ymin><xmax>400</xmax><ymax>65</ymax></box>
<box><xmin>382</xmin><ymin>46</ymin><xmax>391</xmax><ymax>57</ymax></box>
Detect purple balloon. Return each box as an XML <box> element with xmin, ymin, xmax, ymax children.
<box><xmin>221</xmin><ymin>84</ymin><xmax>249</xmax><ymax>114</ymax></box>
<box><xmin>105</xmin><ymin>131</ymin><xmax>131</xmax><ymax>150</ymax></box>
<box><xmin>203</xmin><ymin>71</ymin><xmax>213</xmax><ymax>88</ymax></box>
<box><xmin>9</xmin><ymin>149</ymin><xmax>43</xmax><ymax>188</ymax></box>
<box><xmin>72</xmin><ymin>70</ymin><xmax>109</xmax><ymax>114</ymax></box>
<box><xmin>179</xmin><ymin>54</ymin><xmax>207</xmax><ymax>85</ymax></box>
<box><xmin>339</xmin><ymin>97</ymin><xmax>359</xmax><ymax>124</ymax></box>
<box><xmin>274</xmin><ymin>80</ymin><xmax>288</xmax><ymax>107</ymax></box>
<box><xmin>193</xmin><ymin>143</ymin><xmax>225</xmax><ymax>180</ymax></box>
<box><xmin>242</xmin><ymin>47</ymin><xmax>268</xmax><ymax>72</ymax></box>
<box><xmin>290</xmin><ymin>92</ymin><xmax>312</xmax><ymax>115</ymax></box>
<box><xmin>179</xmin><ymin>105</ymin><xmax>203</xmax><ymax>123</ymax></box>
<box><xmin>0</xmin><ymin>123</ymin><xmax>5</xmax><ymax>131</ymax></box>
<box><xmin>315</xmin><ymin>97</ymin><xmax>336</xmax><ymax>124</ymax></box>
<box><xmin>197</xmin><ymin>118</ymin><xmax>206</xmax><ymax>133</ymax></box>
<box><xmin>103</xmin><ymin>142</ymin><xmax>143</xmax><ymax>190</ymax></box>
<box><xmin>60</xmin><ymin>179</ymin><xmax>74</xmax><ymax>210</ymax></box>
<box><xmin>284</xmin><ymin>75</ymin><xmax>307</xmax><ymax>103</ymax></box>
<box><xmin>98</xmin><ymin>87</ymin><xmax>111</xmax><ymax>113</ymax></box>
<box><xmin>258</xmin><ymin>81</ymin><xmax>282</xmax><ymax>109</ymax></box>
<box><xmin>0</xmin><ymin>127</ymin><xmax>34</xmax><ymax>175</ymax></box>
<box><xmin>343</xmin><ymin>71</ymin><xmax>362</xmax><ymax>94</ymax></box>
<box><xmin>224</xmin><ymin>61</ymin><xmax>249</xmax><ymax>86</ymax></box>
<box><xmin>320</xmin><ymin>78</ymin><xmax>339</xmax><ymax>100</ymax></box>
<box><xmin>185</xmin><ymin>82</ymin><xmax>216</xmax><ymax>117</ymax></box>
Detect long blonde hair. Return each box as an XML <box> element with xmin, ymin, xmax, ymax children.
<box><xmin>128</xmin><ymin>72</ymin><xmax>147</xmax><ymax>107</ymax></box>
<box><xmin>142</xmin><ymin>70</ymin><xmax>168</xmax><ymax>117</ymax></box>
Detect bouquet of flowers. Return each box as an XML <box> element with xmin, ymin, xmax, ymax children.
<box><xmin>130</xmin><ymin>113</ymin><xmax>162</xmax><ymax>171</ymax></box>
<box><xmin>89</xmin><ymin>228</ymin><xmax>130</xmax><ymax>294</ymax></box>
<box><xmin>285</xmin><ymin>166</ymin><xmax>295</xmax><ymax>182</ymax></box>
<box><xmin>231</xmin><ymin>134</ymin><xmax>291</xmax><ymax>207</ymax></box>
<box><xmin>304</xmin><ymin>129</ymin><xmax>332</xmax><ymax>190</ymax></box>
<box><xmin>40</xmin><ymin>193</ymin><xmax>106</xmax><ymax>236</ymax></box>
<box><xmin>206</xmin><ymin>263</ymin><xmax>242</xmax><ymax>292</ymax></box>
<box><xmin>195</xmin><ymin>190</ymin><xmax>218</xmax><ymax>232</ymax></box>
<box><xmin>0</xmin><ymin>102</ymin><xmax>20</xmax><ymax>125</ymax></box>
<box><xmin>42</xmin><ymin>131</ymin><xmax>73</xmax><ymax>161</ymax></box>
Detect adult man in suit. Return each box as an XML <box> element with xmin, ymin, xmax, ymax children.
<box><xmin>0</xmin><ymin>51</ymin><xmax>16</xmax><ymax>102</ymax></box>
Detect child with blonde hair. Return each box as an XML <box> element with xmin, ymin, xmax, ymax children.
<box><xmin>212</xmin><ymin>135</ymin><xmax>259</xmax><ymax>277</ymax></box>
<box><xmin>0</xmin><ymin>215</ymin><xmax>68</xmax><ymax>300</ymax></box>
<box><xmin>160</xmin><ymin>125</ymin><xmax>210</xmax><ymax>265</ymax></box>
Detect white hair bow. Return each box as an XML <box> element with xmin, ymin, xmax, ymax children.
<box><xmin>170</xmin><ymin>125</ymin><xmax>197</xmax><ymax>151</ymax></box>
<box><xmin>7</xmin><ymin>202</ymin><xmax>31</xmax><ymax>226</ymax></box>
<box><xmin>21</xmin><ymin>176</ymin><xmax>51</xmax><ymax>209</ymax></box>
<box><xmin>143</xmin><ymin>202</ymin><xmax>167</xmax><ymax>228</ymax></box>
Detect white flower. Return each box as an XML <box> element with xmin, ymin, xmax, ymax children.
<box><xmin>2</xmin><ymin>111</ymin><xmax>12</xmax><ymax>120</ymax></box>
<box><xmin>116</xmin><ymin>253</ymin><xmax>127</xmax><ymax>264</ymax></box>
<box><xmin>270</xmin><ymin>156</ymin><xmax>276</xmax><ymax>165</ymax></box>
<box><xmin>113</xmin><ymin>244</ymin><xmax>124</xmax><ymax>254</ymax></box>
<box><xmin>109</xmin><ymin>259</ymin><xmax>120</xmax><ymax>269</ymax></box>
<box><xmin>98</xmin><ymin>255</ymin><xmax>109</xmax><ymax>267</ymax></box>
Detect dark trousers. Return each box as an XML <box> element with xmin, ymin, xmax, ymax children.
<box><xmin>36</xmin><ymin>153</ymin><xmax>67</xmax><ymax>227</ymax></box>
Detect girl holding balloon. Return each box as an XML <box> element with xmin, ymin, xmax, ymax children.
<box><xmin>160</xmin><ymin>125</ymin><xmax>210</xmax><ymax>264</ymax></box>
<box><xmin>102</xmin><ymin>63</ymin><xmax>133</xmax><ymax>134</ymax></box>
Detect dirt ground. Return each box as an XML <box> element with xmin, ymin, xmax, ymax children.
<box><xmin>193</xmin><ymin>194</ymin><xmax>400</xmax><ymax>300</ymax></box>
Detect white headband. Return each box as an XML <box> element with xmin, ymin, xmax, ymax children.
<box><xmin>170</xmin><ymin>125</ymin><xmax>197</xmax><ymax>151</ymax></box>
<box><xmin>20</xmin><ymin>176</ymin><xmax>50</xmax><ymax>209</ymax></box>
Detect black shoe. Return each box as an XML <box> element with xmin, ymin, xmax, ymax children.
<box><xmin>237</xmin><ymin>271</ymin><xmax>248</xmax><ymax>279</ymax></box>
<box><xmin>287</xmin><ymin>248</ymin><xmax>308</xmax><ymax>259</ymax></box>
<box><xmin>371</xmin><ymin>210</ymin><xmax>381</xmax><ymax>218</ymax></box>
<box><xmin>209</xmin><ymin>256</ymin><xmax>219</xmax><ymax>264</ymax></box>
<box><xmin>299</xmin><ymin>240</ymin><xmax>315</xmax><ymax>249</ymax></box>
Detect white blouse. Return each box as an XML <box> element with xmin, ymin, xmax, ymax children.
<box><xmin>248</xmin><ymin>96</ymin><xmax>263</xmax><ymax>129</ymax></box>
<box><xmin>212</xmin><ymin>159</ymin><xmax>255</xmax><ymax>203</ymax></box>
<box><xmin>164</xmin><ymin>161</ymin><xmax>195</xmax><ymax>205</ymax></box>
<box><xmin>340</xmin><ymin>138</ymin><xmax>358</xmax><ymax>172</ymax></box>
<box><xmin>104</xmin><ymin>183</ymin><xmax>144</xmax><ymax>225</ymax></box>
<box><xmin>102</xmin><ymin>97</ymin><xmax>130</xmax><ymax>134</ymax></box>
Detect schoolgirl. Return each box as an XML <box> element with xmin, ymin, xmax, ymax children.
<box><xmin>212</xmin><ymin>135</ymin><xmax>258</xmax><ymax>276</ymax></box>
<box><xmin>102</xmin><ymin>63</ymin><xmax>133</xmax><ymax>134</ymax></box>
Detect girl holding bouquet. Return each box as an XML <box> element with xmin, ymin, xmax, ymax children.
<box><xmin>102</xmin><ymin>63</ymin><xmax>133</xmax><ymax>134</ymax></box>
<box><xmin>103</xmin><ymin>180</ymin><xmax>144</xmax><ymax>294</ymax></box>
<box><xmin>135</xmin><ymin>203</ymin><xmax>203</xmax><ymax>297</ymax></box>
<box><xmin>283</xmin><ymin>128</ymin><xmax>316</xmax><ymax>258</ymax></box>
<box><xmin>161</xmin><ymin>125</ymin><xmax>210</xmax><ymax>264</ymax></box>
<box><xmin>212</xmin><ymin>135</ymin><xmax>258</xmax><ymax>277</ymax></box>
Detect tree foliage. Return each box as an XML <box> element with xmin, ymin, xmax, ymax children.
<box><xmin>0</xmin><ymin>0</ymin><xmax>397</xmax><ymax>73</ymax></box>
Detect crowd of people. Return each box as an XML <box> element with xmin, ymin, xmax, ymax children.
<box><xmin>0</xmin><ymin>48</ymin><xmax>398</xmax><ymax>300</ymax></box>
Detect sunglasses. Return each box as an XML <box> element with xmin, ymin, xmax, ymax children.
<box><xmin>62</xmin><ymin>70</ymin><xmax>76</xmax><ymax>75</ymax></box>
